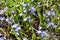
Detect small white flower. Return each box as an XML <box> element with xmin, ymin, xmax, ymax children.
<box><xmin>16</xmin><ymin>32</ymin><xmax>19</xmax><ymax>35</ymax></box>
<box><xmin>58</xmin><ymin>4</ymin><xmax>60</xmax><ymax>6</ymax></box>
<box><xmin>20</xmin><ymin>2</ymin><xmax>24</xmax><ymax>5</ymax></box>
<box><xmin>36</xmin><ymin>30</ymin><xmax>42</xmax><ymax>34</ymax></box>
<box><xmin>23</xmin><ymin>37</ymin><xmax>28</xmax><ymax>40</ymax></box>
<box><xmin>46</xmin><ymin>18</ymin><xmax>50</xmax><ymax>21</ymax></box>
<box><xmin>0</xmin><ymin>10</ymin><xmax>4</xmax><ymax>14</ymax></box>
<box><xmin>23</xmin><ymin>7</ymin><xmax>26</xmax><ymax>10</ymax></box>
<box><xmin>16</xmin><ymin>4</ymin><xmax>19</xmax><ymax>7</ymax></box>
<box><xmin>12</xmin><ymin>24</ymin><xmax>18</xmax><ymax>28</ymax></box>
<box><xmin>3</xmin><ymin>6</ymin><xmax>8</xmax><ymax>12</ymax></box>
<box><xmin>23</xmin><ymin>17</ymin><xmax>28</xmax><ymax>21</ymax></box>
<box><xmin>43</xmin><ymin>14</ymin><xmax>46</xmax><ymax>16</ymax></box>
<box><xmin>23</xmin><ymin>4</ymin><xmax>27</xmax><ymax>7</ymax></box>
<box><xmin>12</xmin><ymin>20</ymin><xmax>14</xmax><ymax>22</ymax></box>
<box><xmin>11</xmin><ymin>10</ymin><xmax>15</xmax><ymax>13</ymax></box>
<box><xmin>19</xmin><ymin>13</ymin><xmax>23</xmax><ymax>16</ymax></box>
<box><xmin>29</xmin><ymin>28</ymin><xmax>31</xmax><ymax>30</ymax></box>
<box><xmin>28</xmin><ymin>19</ymin><xmax>32</xmax><ymax>22</ymax></box>
<box><xmin>57</xmin><ymin>17</ymin><xmax>59</xmax><ymax>20</ymax></box>
<box><xmin>14</xmin><ymin>14</ymin><xmax>16</xmax><ymax>16</ymax></box>
<box><xmin>23</xmin><ymin>10</ymin><xmax>27</xmax><ymax>13</ymax></box>
<box><xmin>39</xmin><ymin>27</ymin><xmax>42</xmax><ymax>30</ymax></box>
<box><xmin>27</xmin><ymin>16</ymin><xmax>32</xmax><ymax>22</ymax></box>
<box><xmin>5</xmin><ymin>18</ymin><xmax>9</xmax><ymax>22</ymax></box>
<box><xmin>28</xmin><ymin>16</ymin><xmax>31</xmax><ymax>18</ymax></box>
<box><xmin>51</xmin><ymin>8</ymin><xmax>54</xmax><ymax>11</ymax></box>
<box><xmin>37</xmin><ymin>2</ymin><xmax>40</xmax><ymax>5</ymax></box>
<box><xmin>18</xmin><ymin>27</ymin><xmax>21</xmax><ymax>30</ymax></box>
<box><xmin>20</xmin><ymin>2</ymin><xmax>27</xmax><ymax>7</ymax></box>
<box><xmin>0</xmin><ymin>33</ymin><xmax>3</xmax><ymax>36</ymax></box>
<box><xmin>46</xmin><ymin>11</ymin><xmax>51</xmax><ymax>16</ymax></box>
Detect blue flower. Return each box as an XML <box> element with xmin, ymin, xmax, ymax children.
<box><xmin>7</xmin><ymin>21</ymin><xmax>12</xmax><ymax>25</ymax></box>
<box><xmin>44</xmin><ymin>30</ymin><xmax>48</xmax><ymax>33</ymax></box>
<box><xmin>0</xmin><ymin>17</ymin><xmax>5</xmax><ymax>20</ymax></box>
<box><xmin>0</xmin><ymin>37</ymin><xmax>4</xmax><ymax>40</ymax></box>
<box><xmin>29</xmin><ymin>6</ymin><xmax>35</xmax><ymax>12</ymax></box>
<box><xmin>14</xmin><ymin>27</ymin><xmax>21</xmax><ymax>32</ymax></box>
<box><xmin>23</xmin><ymin>37</ymin><xmax>28</xmax><ymax>40</ymax></box>
<box><xmin>47</xmin><ymin>22</ymin><xmax>54</xmax><ymax>27</ymax></box>
<box><xmin>5</xmin><ymin>18</ymin><xmax>12</xmax><ymax>25</ymax></box>
<box><xmin>12</xmin><ymin>24</ymin><xmax>21</xmax><ymax>32</ymax></box>
<box><xmin>47</xmin><ymin>22</ymin><xmax>56</xmax><ymax>28</ymax></box>
<box><xmin>53</xmin><ymin>25</ymin><xmax>56</xmax><ymax>28</ymax></box>
<box><xmin>51</xmin><ymin>11</ymin><xmax>56</xmax><ymax>16</ymax></box>
<box><xmin>12</xmin><ymin>24</ymin><xmax>18</xmax><ymax>28</ymax></box>
<box><xmin>40</xmin><ymin>32</ymin><xmax>46</xmax><ymax>38</ymax></box>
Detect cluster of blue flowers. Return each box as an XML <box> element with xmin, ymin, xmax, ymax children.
<box><xmin>0</xmin><ymin>0</ymin><xmax>60</xmax><ymax>40</ymax></box>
